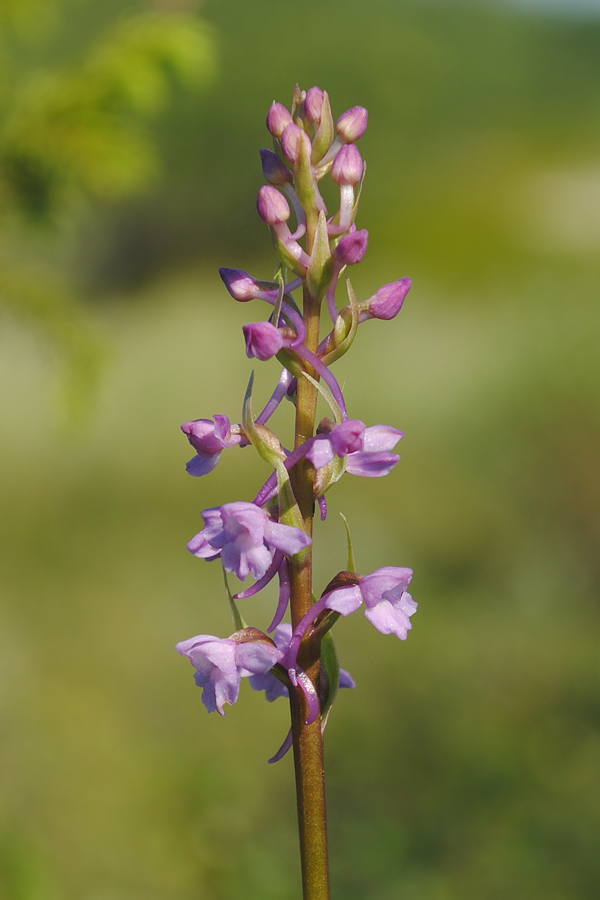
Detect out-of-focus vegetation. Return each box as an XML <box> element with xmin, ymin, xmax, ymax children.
<box><xmin>0</xmin><ymin>0</ymin><xmax>215</xmax><ymax>418</ymax></box>
<box><xmin>1</xmin><ymin>1</ymin><xmax>600</xmax><ymax>899</ymax></box>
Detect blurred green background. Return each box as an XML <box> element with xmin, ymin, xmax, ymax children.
<box><xmin>1</xmin><ymin>0</ymin><xmax>600</xmax><ymax>897</ymax></box>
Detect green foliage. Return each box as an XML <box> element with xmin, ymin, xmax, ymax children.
<box><xmin>0</xmin><ymin>2</ymin><xmax>216</xmax><ymax>420</ymax></box>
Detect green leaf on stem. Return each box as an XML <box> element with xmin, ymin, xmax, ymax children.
<box><xmin>320</xmin><ymin>630</ymin><xmax>341</xmax><ymax>731</ymax></box>
<box><xmin>307</xmin><ymin>210</ymin><xmax>332</xmax><ymax>301</ymax></box>
<box><xmin>321</xmin><ymin>275</ymin><xmax>359</xmax><ymax>366</ymax></box>
<box><xmin>242</xmin><ymin>371</ymin><xmax>287</xmax><ymax>468</ymax></box>
<box><xmin>271</xmin><ymin>231</ymin><xmax>307</xmax><ymax>277</ymax></box>
<box><xmin>301</xmin><ymin>370</ymin><xmax>343</xmax><ymax>424</ymax></box>
<box><xmin>339</xmin><ymin>512</ymin><xmax>357</xmax><ymax>573</ymax></box>
<box><xmin>223</xmin><ymin>568</ymin><xmax>247</xmax><ymax>631</ymax></box>
<box><xmin>311</xmin><ymin>91</ymin><xmax>334</xmax><ymax>166</ymax></box>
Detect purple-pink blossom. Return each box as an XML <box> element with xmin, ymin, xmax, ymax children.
<box><xmin>188</xmin><ymin>501</ymin><xmax>311</xmax><ymax>581</ymax></box>
<box><xmin>322</xmin><ymin>567</ymin><xmax>417</xmax><ymax>639</ymax></box>
<box><xmin>181</xmin><ymin>415</ymin><xmax>242</xmax><ymax>477</ymax></box>
<box><xmin>345</xmin><ymin>424</ymin><xmax>404</xmax><ymax>477</ymax></box>
<box><xmin>286</xmin><ymin>567</ymin><xmax>417</xmax><ymax>675</ymax></box>
<box><xmin>176</xmin><ymin>632</ymin><xmax>283</xmax><ymax>715</ymax></box>
<box><xmin>306</xmin><ymin>419</ymin><xmax>366</xmax><ymax>470</ymax></box>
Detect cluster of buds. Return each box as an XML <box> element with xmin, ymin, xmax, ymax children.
<box><xmin>177</xmin><ymin>85</ymin><xmax>416</xmax><ymax>763</ymax></box>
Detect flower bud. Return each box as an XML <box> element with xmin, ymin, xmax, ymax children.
<box><xmin>304</xmin><ymin>86</ymin><xmax>325</xmax><ymax>123</ymax></box>
<box><xmin>335</xmin><ymin>229</ymin><xmax>369</xmax><ymax>266</ymax></box>
<box><xmin>219</xmin><ymin>268</ymin><xmax>261</xmax><ymax>301</ymax></box>
<box><xmin>331</xmin><ymin>144</ymin><xmax>363</xmax><ymax>186</ymax></box>
<box><xmin>243</xmin><ymin>321</ymin><xmax>285</xmax><ymax>360</ymax></box>
<box><xmin>336</xmin><ymin>106</ymin><xmax>368</xmax><ymax>143</ymax></box>
<box><xmin>267</xmin><ymin>102</ymin><xmax>293</xmax><ymax>138</ymax></box>
<box><xmin>281</xmin><ymin>123</ymin><xmax>311</xmax><ymax>164</ymax></box>
<box><xmin>260</xmin><ymin>148</ymin><xmax>292</xmax><ymax>186</ymax></box>
<box><xmin>257</xmin><ymin>185</ymin><xmax>290</xmax><ymax>225</ymax></box>
<box><xmin>362</xmin><ymin>278</ymin><xmax>412</xmax><ymax>321</ymax></box>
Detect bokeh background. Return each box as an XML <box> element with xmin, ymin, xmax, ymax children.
<box><xmin>1</xmin><ymin>0</ymin><xmax>600</xmax><ymax>897</ymax></box>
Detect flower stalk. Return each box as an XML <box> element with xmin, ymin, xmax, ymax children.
<box><xmin>176</xmin><ymin>85</ymin><xmax>417</xmax><ymax>900</ymax></box>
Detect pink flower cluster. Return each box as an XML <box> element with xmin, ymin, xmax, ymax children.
<box><xmin>176</xmin><ymin>86</ymin><xmax>417</xmax><ymax>759</ymax></box>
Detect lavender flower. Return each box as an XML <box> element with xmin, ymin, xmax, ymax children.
<box><xmin>187</xmin><ymin>501</ymin><xmax>311</xmax><ymax>581</ymax></box>
<box><xmin>322</xmin><ymin>567</ymin><xmax>417</xmax><ymax>639</ymax></box>
<box><xmin>345</xmin><ymin>424</ymin><xmax>404</xmax><ymax>477</ymax></box>
<box><xmin>306</xmin><ymin>419</ymin><xmax>366</xmax><ymax>469</ymax></box>
<box><xmin>181</xmin><ymin>415</ymin><xmax>242</xmax><ymax>477</ymax></box>
<box><xmin>176</xmin><ymin>630</ymin><xmax>283</xmax><ymax>715</ymax></box>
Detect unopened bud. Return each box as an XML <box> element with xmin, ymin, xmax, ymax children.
<box><xmin>257</xmin><ymin>185</ymin><xmax>290</xmax><ymax>225</ymax></box>
<box><xmin>331</xmin><ymin>144</ymin><xmax>363</xmax><ymax>186</ymax></box>
<box><xmin>260</xmin><ymin>148</ymin><xmax>293</xmax><ymax>186</ymax></box>
<box><xmin>219</xmin><ymin>268</ymin><xmax>262</xmax><ymax>302</ymax></box>
<box><xmin>335</xmin><ymin>229</ymin><xmax>369</xmax><ymax>266</ymax></box>
<box><xmin>361</xmin><ymin>278</ymin><xmax>412</xmax><ymax>321</ymax></box>
<box><xmin>243</xmin><ymin>321</ymin><xmax>285</xmax><ymax>360</ymax></box>
<box><xmin>267</xmin><ymin>102</ymin><xmax>293</xmax><ymax>138</ymax></box>
<box><xmin>305</xmin><ymin>86</ymin><xmax>325</xmax><ymax>123</ymax></box>
<box><xmin>281</xmin><ymin>123</ymin><xmax>311</xmax><ymax>164</ymax></box>
<box><xmin>336</xmin><ymin>106</ymin><xmax>368</xmax><ymax>143</ymax></box>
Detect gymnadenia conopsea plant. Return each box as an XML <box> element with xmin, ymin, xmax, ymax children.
<box><xmin>176</xmin><ymin>85</ymin><xmax>417</xmax><ymax>900</ymax></box>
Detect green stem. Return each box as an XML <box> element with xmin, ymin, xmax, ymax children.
<box><xmin>288</xmin><ymin>281</ymin><xmax>330</xmax><ymax>900</ymax></box>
